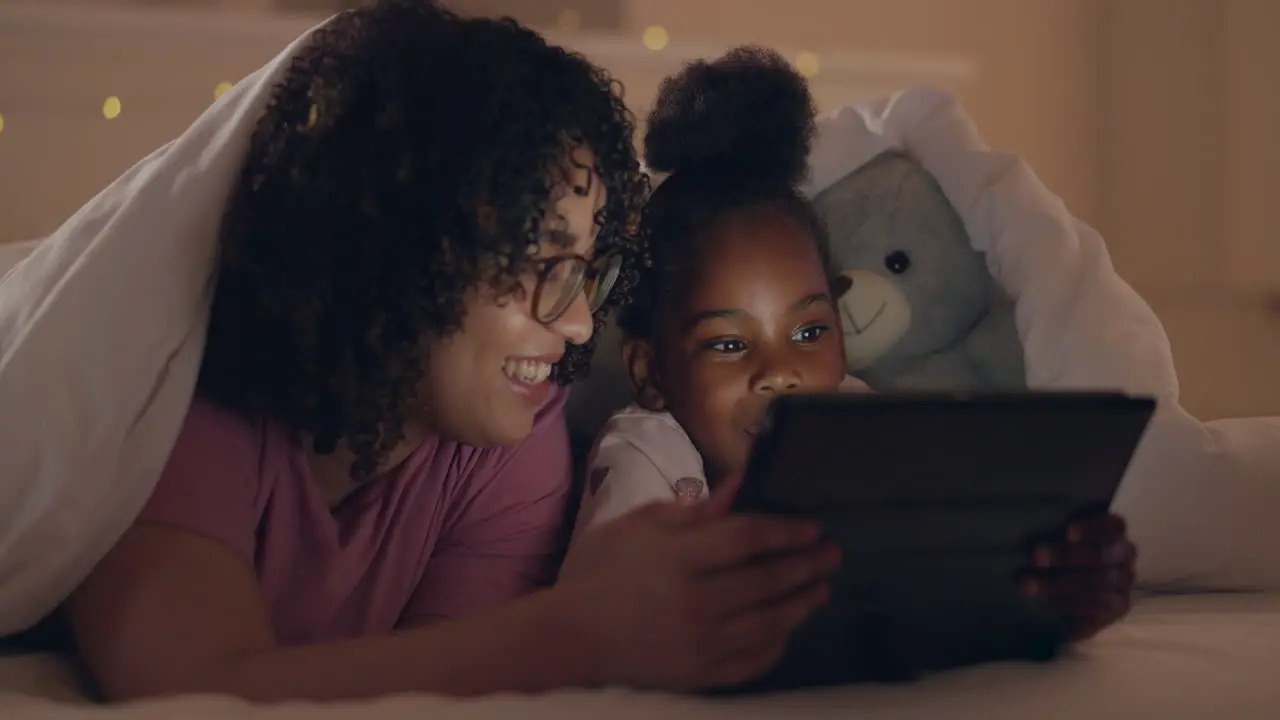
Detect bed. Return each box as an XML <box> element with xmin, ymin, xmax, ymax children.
<box><xmin>3</xmin><ymin>7</ymin><xmax>1280</xmax><ymax>719</ymax></box>
<box><xmin>3</xmin><ymin>592</ymin><xmax>1278</xmax><ymax>718</ymax></box>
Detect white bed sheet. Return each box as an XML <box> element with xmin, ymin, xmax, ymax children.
<box><xmin>3</xmin><ymin>593</ymin><xmax>1277</xmax><ymax>719</ymax></box>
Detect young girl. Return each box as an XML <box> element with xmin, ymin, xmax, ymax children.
<box><xmin>573</xmin><ymin>47</ymin><xmax>868</xmax><ymax>531</ymax></box>
<box><xmin>573</xmin><ymin>46</ymin><xmax>1137</xmax><ymax>649</ymax></box>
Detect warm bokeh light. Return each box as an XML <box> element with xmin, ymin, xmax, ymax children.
<box><xmin>556</xmin><ymin>8</ymin><xmax>581</xmax><ymax>32</ymax></box>
<box><xmin>214</xmin><ymin>81</ymin><xmax>234</xmax><ymax>100</ymax></box>
<box><xmin>102</xmin><ymin>96</ymin><xmax>122</xmax><ymax>120</ymax></box>
<box><xmin>642</xmin><ymin>25</ymin><xmax>669</xmax><ymax>51</ymax></box>
<box><xmin>0</xmin><ymin>113</ymin><xmax>5</xmax><ymax>136</ymax></box>
<box><xmin>795</xmin><ymin>51</ymin><xmax>821</xmax><ymax>78</ymax></box>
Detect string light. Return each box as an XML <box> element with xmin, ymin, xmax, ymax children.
<box><xmin>214</xmin><ymin>81</ymin><xmax>234</xmax><ymax>100</ymax></box>
<box><xmin>556</xmin><ymin>8</ymin><xmax>581</xmax><ymax>32</ymax></box>
<box><xmin>795</xmin><ymin>51</ymin><xmax>821</xmax><ymax>78</ymax></box>
<box><xmin>642</xmin><ymin>25</ymin><xmax>669</xmax><ymax>51</ymax></box>
<box><xmin>102</xmin><ymin>96</ymin><xmax>122</xmax><ymax>120</ymax></box>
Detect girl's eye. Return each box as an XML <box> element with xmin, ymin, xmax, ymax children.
<box><xmin>704</xmin><ymin>338</ymin><xmax>747</xmax><ymax>354</ymax></box>
<box><xmin>793</xmin><ymin>325</ymin><xmax>830</xmax><ymax>344</ymax></box>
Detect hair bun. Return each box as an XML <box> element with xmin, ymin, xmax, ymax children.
<box><xmin>643</xmin><ymin>45</ymin><xmax>816</xmax><ymax>186</ymax></box>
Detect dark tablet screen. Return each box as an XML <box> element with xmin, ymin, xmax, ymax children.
<box><xmin>732</xmin><ymin>391</ymin><xmax>1156</xmax><ymax>690</ymax></box>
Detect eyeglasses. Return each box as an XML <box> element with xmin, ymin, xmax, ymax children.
<box><xmin>531</xmin><ymin>252</ymin><xmax>623</xmax><ymax>325</ymax></box>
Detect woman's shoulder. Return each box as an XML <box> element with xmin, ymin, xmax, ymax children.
<box><xmin>181</xmin><ymin>393</ymin><xmax>262</xmax><ymax>431</ymax></box>
<box><xmin>153</xmin><ymin>394</ymin><xmax>290</xmax><ymax>509</ymax></box>
<box><xmin>135</xmin><ymin>397</ymin><xmax>277</xmax><ymax>560</ymax></box>
<box><xmin>169</xmin><ymin>396</ymin><xmax>270</xmax><ymax>462</ymax></box>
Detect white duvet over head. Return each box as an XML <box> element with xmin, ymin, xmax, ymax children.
<box><xmin>797</xmin><ymin>90</ymin><xmax>1280</xmax><ymax>593</ymax></box>
<box><xmin>0</xmin><ymin>21</ymin><xmax>325</xmax><ymax>635</ymax></box>
<box><xmin>2</xmin><ymin>16</ymin><xmax>1278</xmax><ymax>636</ymax></box>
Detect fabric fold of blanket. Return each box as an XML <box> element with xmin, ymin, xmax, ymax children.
<box><xmin>802</xmin><ymin>88</ymin><xmax>1280</xmax><ymax>591</ymax></box>
<box><xmin>0</xmin><ymin>21</ymin><xmax>327</xmax><ymax>636</ymax></box>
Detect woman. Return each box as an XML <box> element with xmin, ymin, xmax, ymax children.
<box><xmin>66</xmin><ymin>0</ymin><xmax>837</xmax><ymax>702</ymax></box>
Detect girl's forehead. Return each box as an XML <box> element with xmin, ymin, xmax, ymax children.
<box><xmin>676</xmin><ymin>217</ymin><xmax>827</xmax><ymax>314</ymax></box>
<box><xmin>701</xmin><ymin>214</ymin><xmax>821</xmax><ymax>278</ymax></box>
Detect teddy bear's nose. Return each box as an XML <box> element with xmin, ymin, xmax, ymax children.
<box><xmin>838</xmin><ymin>269</ymin><xmax>913</xmax><ymax>370</ymax></box>
<box><xmin>849</xmin><ymin>303</ymin><xmax>887</xmax><ymax>334</ymax></box>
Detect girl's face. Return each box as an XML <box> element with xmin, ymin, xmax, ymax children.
<box><xmin>416</xmin><ymin>147</ymin><xmax>607</xmax><ymax>448</ymax></box>
<box><xmin>631</xmin><ymin>209</ymin><xmax>847</xmax><ymax>483</ymax></box>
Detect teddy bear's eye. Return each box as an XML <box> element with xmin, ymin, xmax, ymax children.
<box><xmin>884</xmin><ymin>250</ymin><xmax>912</xmax><ymax>275</ymax></box>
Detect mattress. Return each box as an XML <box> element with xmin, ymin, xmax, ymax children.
<box><xmin>2</xmin><ymin>593</ymin><xmax>1277</xmax><ymax>719</ymax></box>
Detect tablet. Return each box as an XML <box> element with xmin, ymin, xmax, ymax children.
<box><xmin>731</xmin><ymin>391</ymin><xmax>1156</xmax><ymax>691</ymax></box>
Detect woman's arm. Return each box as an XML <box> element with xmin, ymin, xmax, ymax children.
<box><xmin>67</xmin><ymin>522</ymin><xmax>598</xmax><ymax>702</ymax></box>
<box><xmin>68</xmin><ymin>396</ymin><xmax>832</xmax><ymax>701</ymax></box>
<box><xmin>69</xmin><ymin>502</ymin><xmax>835</xmax><ymax>701</ymax></box>
<box><xmin>68</xmin><ymin>395</ymin><xmax>598</xmax><ymax>702</ymax></box>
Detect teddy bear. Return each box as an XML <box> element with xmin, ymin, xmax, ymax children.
<box><xmin>811</xmin><ymin>149</ymin><xmax>1027</xmax><ymax>391</ymax></box>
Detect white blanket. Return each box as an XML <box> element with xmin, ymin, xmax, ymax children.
<box><xmin>0</xmin><ymin>20</ymin><xmax>325</xmax><ymax>635</ymax></box>
<box><xmin>0</xmin><ymin>13</ymin><xmax>1278</xmax><ymax>638</ymax></box>
<box><xmin>4</xmin><ymin>593</ymin><xmax>1280</xmax><ymax>718</ymax></box>
<box><xmin>797</xmin><ymin>90</ymin><xmax>1280</xmax><ymax>592</ymax></box>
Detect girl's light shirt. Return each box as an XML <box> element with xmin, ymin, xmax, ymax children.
<box><xmin>570</xmin><ymin>374</ymin><xmax>871</xmax><ymax>541</ymax></box>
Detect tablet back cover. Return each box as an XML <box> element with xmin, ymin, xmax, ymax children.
<box><xmin>736</xmin><ymin>393</ymin><xmax>1155</xmax><ymax>690</ymax></box>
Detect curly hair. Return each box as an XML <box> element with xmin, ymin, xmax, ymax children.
<box><xmin>198</xmin><ymin>0</ymin><xmax>648</xmax><ymax>480</ymax></box>
<box><xmin>619</xmin><ymin>45</ymin><xmax>832</xmax><ymax>342</ymax></box>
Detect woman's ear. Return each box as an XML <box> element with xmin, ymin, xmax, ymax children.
<box><xmin>622</xmin><ymin>339</ymin><xmax>666</xmax><ymax>412</ymax></box>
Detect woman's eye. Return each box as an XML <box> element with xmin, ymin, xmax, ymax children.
<box><xmin>704</xmin><ymin>338</ymin><xmax>747</xmax><ymax>354</ymax></box>
<box><xmin>793</xmin><ymin>325</ymin><xmax>829</xmax><ymax>343</ymax></box>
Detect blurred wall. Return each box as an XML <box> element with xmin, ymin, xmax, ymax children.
<box><xmin>0</xmin><ymin>0</ymin><xmax>1277</xmax><ymax>419</ymax></box>
<box><xmin>622</xmin><ymin>0</ymin><xmax>1280</xmax><ymax>420</ymax></box>
<box><xmin>0</xmin><ymin>1</ymin><xmax>974</xmax><ymax>245</ymax></box>
<box><xmin>627</xmin><ymin>0</ymin><xmax>1105</xmax><ymax>226</ymax></box>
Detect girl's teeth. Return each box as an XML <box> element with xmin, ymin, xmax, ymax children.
<box><xmin>503</xmin><ymin>358</ymin><xmax>552</xmax><ymax>384</ymax></box>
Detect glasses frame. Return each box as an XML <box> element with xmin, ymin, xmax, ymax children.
<box><xmin>530</xmin><ymin>252</ymin><xmax>623</xmax><ymax>325</ymax></box>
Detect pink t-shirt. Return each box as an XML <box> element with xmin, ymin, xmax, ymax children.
<box><xmin>139</xmin><ymin>388</ymin><xmax>574</xmax><ymax>645</ymax></box>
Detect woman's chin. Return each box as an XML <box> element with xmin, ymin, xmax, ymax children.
<box><xmin>476</xmin><ymin>401</ymin><xmax>538</xmax><ymax>447</ymax></box>
<box><xmin>425</xmin><ymin>402</ymin><xmax>533</xmax><ymax>448</ymax></box>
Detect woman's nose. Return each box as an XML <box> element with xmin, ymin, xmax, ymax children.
<box><xmin>547</xmin><ymin>289</ymin><xmax>594</xmax><ymax>345</ymax></box>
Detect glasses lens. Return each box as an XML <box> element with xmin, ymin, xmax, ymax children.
<box><xmin>585</xmin><ymin>254</ymin><xmax>622</xmax><ymax>311</ymax></box>
<box><xmin>537</xmin><ymin>258</ymin><xmax>586</xmax><ymax>323</ymax></box>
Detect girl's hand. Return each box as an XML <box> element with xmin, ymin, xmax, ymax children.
<box><xmin>557</xmin><ymin>480</ymin><xmax>840</xmax><ymax>691</ymax></box>
<box><xmin>1018</xmin><ymin>511</ymin><xmax>1137</xmax><ymax>641</ymax></box>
